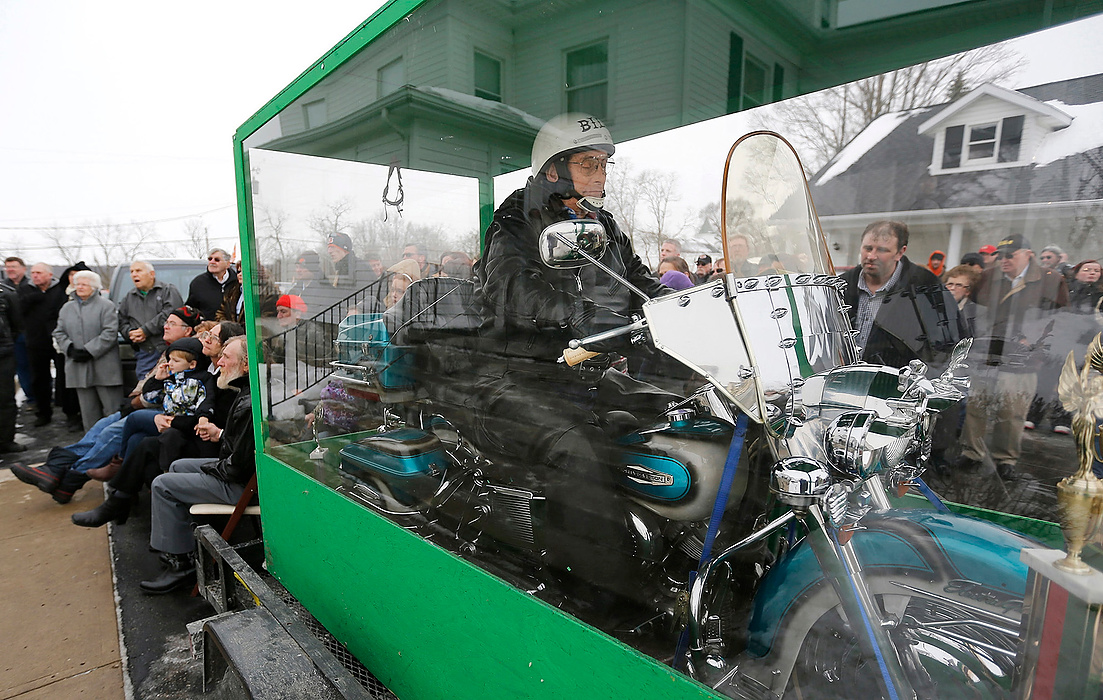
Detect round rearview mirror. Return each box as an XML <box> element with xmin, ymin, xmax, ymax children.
<box><xmin>539</xmin><ymin>220</ymin><xmax>608</xmax><ymax>268</ymax></box>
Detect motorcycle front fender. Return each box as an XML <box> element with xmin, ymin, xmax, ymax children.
<box><xmin>739</xmin><ymin>508</ymin><xmax>1034</xmax><ymax>691</ymax></box>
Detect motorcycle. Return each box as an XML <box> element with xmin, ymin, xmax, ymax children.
<box><xmin>319</xmin><ymin>132</ymin><xmax>1034</xmax><ymax>699</ymax></box>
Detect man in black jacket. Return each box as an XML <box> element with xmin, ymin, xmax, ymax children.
<box><xmin>139</xmin><ymin>336</ymin><xmax>254</xmax><ymax>594</ymax></box>
<box><xmin>465</xmin><ymin>113</ymin><xmax>676</xmax><ymax>597</ymax></box>
<box><xmin>0</xmin><ymin>283</ymin><xmax>24</xmax><ymax>453</ymax></box>
<box><xmin>840</xmin><ymin>220</ymin><xmax>960</xmax><ymax>372</ymax></box>
<box><xmin>22</xmin><ymin>262</ymin><xmax>78</xmax><ymax>427</ymax></box>
<box><xmin>185</xmin><ymin>248</ymin><xmax>238</xmax><ymax>321</ymax></box>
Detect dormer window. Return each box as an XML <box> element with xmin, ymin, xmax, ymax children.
<box><xmin>941</xmin><ymin>115</ymin><xmax>1025</xmax><ymax>169</ymax></box>
<box><xmin>968</xmin><ymin>123</ymin><xmax>997</xmax><ymax>160</ymax></box>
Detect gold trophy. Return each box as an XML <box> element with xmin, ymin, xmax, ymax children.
<box><xmin>1054</xmin><ymin>333</ymin><xmax>1103</xmax><ymax>574</ymax></box>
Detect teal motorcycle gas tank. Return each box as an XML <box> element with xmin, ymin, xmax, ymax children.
<box><xmin>617</xmin><ymin>418</ymin><xmax>743</xmax><ymax>522</ymax></box>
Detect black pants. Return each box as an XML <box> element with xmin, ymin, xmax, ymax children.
<box><xmin>110</xmin><ymin>430</ymin><xmax>218</xmax><ymax>496</ymax></box>
<box><xmin>0</xmin><ymin>353</ymin><xmax>14</xmax><ymax>444</ymax></box>
<box><xmin>460</xmin><ymin>362</ymin><xmax>679</xmax><ymax>595</ymax></box>
<box><xmin>28</xmin><ymin>346</ymin><xmax>67</xmax><ymax>420</ymax></box>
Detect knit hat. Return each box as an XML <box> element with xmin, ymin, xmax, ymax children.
<box><xmin>168</xmin><ymin>305</ymin><xmax>202</xmax><ymax>329</ymax></box>
<box><xmin>165</xmin><ymin>337</ymin><xmax>203</xmax><ymax>363</ymax></box>
<box><xmin>327</xmin><ymin>232</ymin><xmax>353</xmax><ymax>252</ymax></box>
<box><xmin>276</xmin><ymin>294</ymin><xmax>308</xmax><ymax>313</ymax></box>
<box><xmin>295</xmin><ymin>250</ymin><xmax>321</xmax><ymax>268</ymax></box>
<box><xmin>660</xmin><ymin>270</ymin><xmax>695</xmax><ymax>290</ymax></box>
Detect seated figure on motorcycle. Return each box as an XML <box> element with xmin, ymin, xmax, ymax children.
<box><xmin>424</xmin><ymin>113</ymin><xmax>683</xmax><ymax>597</ymax></box>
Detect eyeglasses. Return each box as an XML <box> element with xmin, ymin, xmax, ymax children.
<box><xmin>164</xmin><ymin>320</ymin><xmax>187</xmax><ymax>329</ymax></box>
<box><xmin>997</xmin><ymin>251</ymin><xmax>1018</xmax><ymax>260</ymax></box>
<box><xmin>982</xmin><ymin>251</ymin><xmax>998</xmax><ymax>257</ymax></box>
<box><xmin>567</xmin><ymin>157</ymin><xmax>614</xmax><ymax>175</ymax></box>
<box><xmin>197</xmin><ymin>331</ymin><xmax>218</xmax><ymax>341</ymax></box>
<box><xmin>402</xmin><ymin>252</ymin><xmax>417</xmax><ymax>259</ymax></box>
<box><xmin>208</xmin><ymin>256</ymin><xmax>224</xmax><ymax>262</ymax></box>
<box><xmin>945</xmin><ymin>282</ymin><xmax>970</xmax><ymax>289</ymax></box>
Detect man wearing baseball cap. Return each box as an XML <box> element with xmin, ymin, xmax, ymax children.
<box><xmin>326</xmin><ymin>232</ymin><xmax>370</xmax><ymax>296</ymax></box>
<box><xmin>978</xmin><ymin>244</ymin><xmax>998</xmax><ymax>269</ymax></box>
<box><xmin>694</xmin><ymin>254</ymin><xmax>713</xmax><ymax>285</ymax></box>
<box><xmin>956</xmin><ymin>234</ymin><xmax>1068</xmax><ymax>481</ymax></box>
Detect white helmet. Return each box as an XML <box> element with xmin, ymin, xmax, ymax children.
<box><xmin>530</xmin><ymin>113</ymin><xmax>615</xmax><ymax>177</ymax></box>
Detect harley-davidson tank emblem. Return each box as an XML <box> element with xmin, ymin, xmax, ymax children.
<box><xmin>624</xmin><ymin>464</ymin><xmax>675</xmax><ymax>486</ymax></box>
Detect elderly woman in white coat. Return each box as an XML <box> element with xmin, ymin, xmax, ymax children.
<box><xmin>53</xmin><ymin>270</ymin><xmax>124</xmax><ymax>431</ymax></box>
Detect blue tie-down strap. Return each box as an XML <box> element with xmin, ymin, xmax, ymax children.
<box><xmin>674</xmin><ymin>411</ymin><xmax>749</xmax><ymax>670</ymax></box>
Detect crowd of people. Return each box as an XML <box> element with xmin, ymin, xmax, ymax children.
<box><xmin>844</xmin><ymin>222</ymin><xmax>1101</xmax><ymax>482</ymax></box>
<box><xmin>4</xmin><ymin>251</ymin><xmax>255</xmax><ymax>594</ymax></box>
<box><xmin>5</xmin><ymin>112</ymin><xmax>1099</xmax><ymax>601</ymax></box>
<box><xmin>2</xmin><ymin>240</ymin><xmax>476</xmax><ymax>595</ymax></box>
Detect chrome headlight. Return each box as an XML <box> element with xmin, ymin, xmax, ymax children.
<box><xmin>826</xmin><ymin>412</ymin><xmax>881</xmax><ymax>479</ymax></box>
<box><xmin>826</xmin><ymin>411</ymin><xmax>915</xmax><ymax>479</ymax></box>
<box><xmin>771</xmin><ymin>457</ymin><xmax>831</xmax><ymax>508</ymax></box>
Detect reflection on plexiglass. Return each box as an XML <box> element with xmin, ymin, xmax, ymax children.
<box><xmin>244</xmin><ymin>5</ymin><xmax>1103</xmax><ymax>693</ymax></box>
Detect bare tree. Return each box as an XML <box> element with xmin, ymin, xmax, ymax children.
<box><xmin>256</xmin><ymin>205</ymin><xmax>293</xmax><ymax>281</ymax></box>
<box><xmin>77</xmin><ymin>220</ymin><xmax>155</xmax><ymax>274</ymax></box>
<box><xmin>308</xmin><ymin>199</ymin><xmax>354</xmax><ymax>243</ymax></box>
<box><xmin>767</xmin><ymin>45</ymin><xmax>1024</xmax><ymax>173</ymax></box>
<box><xmin>182</xmin><ymin>218</ymin><xmax>211</xmax><ymax>259</ymax></box>
<box><xmin>636</xmin><ymin>170</ymin><xmax>685</xmax><ymax>266</ymax></box>
<box><xmin>605</xmin><ymin>158</ymin><xmax>644</xmax><ymax>249</ymax></box>
<box><xmin>42</xmin><ymin>228</ymin><xmax>79</xmax><ymax>265</ymax></box>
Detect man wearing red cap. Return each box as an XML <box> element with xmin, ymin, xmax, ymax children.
<box><xmin>978</xmin><ymin>244</ymin><xmax>998</xmax><ymax>269</ymax></box>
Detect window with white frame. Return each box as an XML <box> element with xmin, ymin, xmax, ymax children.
<box><xmin>941</xmin><ymin>115</ymin><xmax>1025</xmax><ymax>169</ymax></box>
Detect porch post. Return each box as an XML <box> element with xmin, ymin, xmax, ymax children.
<box><xmin>947</xmin><ymin>220</ymin><xmax>964</xmax><ymax>269</ymax></box>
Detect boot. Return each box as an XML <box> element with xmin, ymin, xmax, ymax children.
<box><xmin>52</xmin><ymin>469</ymin><xmax>91</xmax><ymax>504</ymax></box>
<box><xmin>71</xmin><ymin>493</ymin><xmax>131</xmax><ymax>527</ymax></box>
<box><xmin>10</xmin><ymin>462</ymin><xmax>63</xmax><ymax>493</ymax></box>
<box><xmin>85</xmin><ymin>456</ymin><xmax>123</xmax><ymax>482</ymax></box>
<box><xmin>140</xmin><ymin>553</ymin><xmax>196</xmax><ymax>595</ymax></box>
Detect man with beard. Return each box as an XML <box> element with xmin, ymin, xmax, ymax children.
<box><xmin>133</xmin><ymin>336</ymin><xmax>253</xmax><ymax>594</ymax></box>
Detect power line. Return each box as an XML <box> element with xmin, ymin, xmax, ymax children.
<box><xmin>0</xmin><ymin>205</ymin><xmax>236</xmax><ymax>231</ymax></box>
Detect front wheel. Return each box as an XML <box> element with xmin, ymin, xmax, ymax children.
<box><xmin>789</xmin><ymin>593</ymin><xmax>1016</xmax><ymax>700</ymax></box>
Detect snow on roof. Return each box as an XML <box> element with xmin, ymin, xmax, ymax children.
<box><xmin>1033</xmin><ymin>99</ymin><xmax>1103</xmax><ymax>166</ymax></box>
<box><xmin>814</xmin><ymin>109</ymin><xmax>927</xmax><ymax>186</ymax></box>
<box><xmin>419</xmin><ymin>86</ymin><xmax>546</xmax><ymax>131</ymax></box>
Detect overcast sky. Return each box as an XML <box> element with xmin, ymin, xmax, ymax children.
<box><xmin>0</xmin><ymin>2</ymin><xmax>1100</xmax><ymax>266</ymax></box>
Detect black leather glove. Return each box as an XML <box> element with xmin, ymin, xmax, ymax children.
<box><xmin>67</xmin><ymin>346</ymin><xmax>93</xmax><ymax>362</ymax></box>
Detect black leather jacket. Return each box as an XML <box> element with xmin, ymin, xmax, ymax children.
<box><xmin>475</xmin><ymin>186</ymin><xmax>666</xmax><ymax>361</ymax></box>
<box><xmin>840</xmin><ymin>256</ymin><xmax>960</xmax><ymax>371</ymax></box>
<box><xmin>200</xmin><ymin>375</ymin><xmax>254</xmax><ymax>485</ymax></box>
<box><xmin>0</xmin><ymin>288</ymin><xmax>24</xmax><ymax>357</ymax></box>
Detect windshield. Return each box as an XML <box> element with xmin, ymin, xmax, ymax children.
<box><xmin>721</xmin><ymin>132</ymin><xmax>834</xmax><ymax>278</ymax></box>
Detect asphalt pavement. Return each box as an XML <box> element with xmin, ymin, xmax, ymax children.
<box><xmin>0</xmin><ymin>402</ymin><xmax>216</xmax><ymax>700</ymax></box>
<box><xmin>0</xmin><ymin>405</ymin><xmax>124</xmax><ymax>699</ymax></box>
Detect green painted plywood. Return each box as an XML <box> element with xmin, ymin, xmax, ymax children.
<box><xmin>256</xmin><ymin>452</ymin><xmax>721</xmax><ymax>700</ymax></box>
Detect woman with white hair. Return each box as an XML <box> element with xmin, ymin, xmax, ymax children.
<box><xmin>53</xmin><ymin>270</ymin><xmax>124</xmax><ymax>431</ymax></box>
